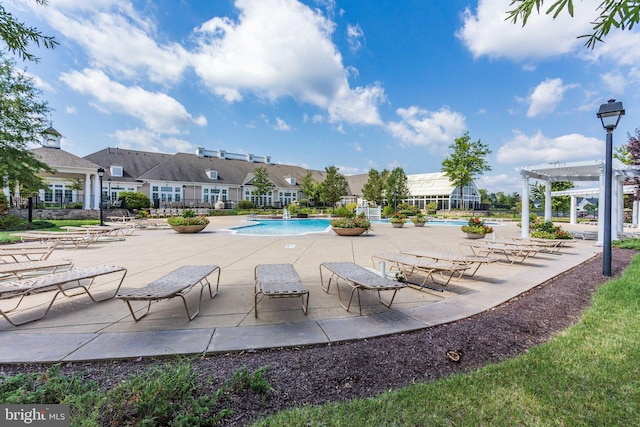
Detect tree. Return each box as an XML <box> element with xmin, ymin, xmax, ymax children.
<box><xmin>441</xmin><ymin>132</ymin><xmax>491</xmax><ymax>210</ymax></box>
<box><xmin>507</xmin><ymin>0</ymin><xmax>640</xmax><ymax>49</ymax></box>
<box><xmin>250</xmin><ymin>166</ymin><xmax>275</xmax><ymax>207</ymax></box>
<box><xmin>1</xmin><ymin>0</ymin><xmax>58</xmax><ymax>62</ymax></box>
<box><xmin>319</xmin><ymin>166</ymin><xmax>347</xmax><ymax>208</ymax></box>
<box><xmin>384</xmin><ymin>167</ymin><xmax>409</xmax><ymax>209</ymax></box>
<box><xmin>530</xmin><ymin>181</ymin><xmax>575</xmax><ymax>214</ymax></box>
<box><xmin>478</xmin><ymin>188</ymin><xmax>493</xmax><ymax>209</ymax></box>
<box><xmin>300</xmin><ymin>170</ymin><xmax>320</xmax><ymax>206</ymax></box>
<box><xmin>361</xmin><ymin>169</ymin><xmax>385</xmax><ymax>206</ymax></box>
<box><xmin>0</xmin><ymin>53</ymin><xmax>55</xmax><ymax>199</ymax></box>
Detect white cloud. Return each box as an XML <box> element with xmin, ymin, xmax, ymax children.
<box><xmin>457</xmin><ymin>0</ymin><xmax>600</xmax><ymax>61</ymax></box>
<box><xmin>496</xmin><ymin>130</ymin><xmax>603</xmax><ymax>164</ymax></box>
<box><xmin>335</xmin><ymin>165</ymin><xmax>363</xmax><ymax>175</ymax></box>
<box><xmin>60</xmin><ymin>68</ymin><xmax>207</xmax><ymax>134</ymax></box>
<box><xmin>274</xmin><ymin>117</ymin><xmax>291</xmax><ymax>131</ymax></box>
<box><xmin>476</xmin><ymin>174</ymin><xmax>520</xmax><ymax>194</ymax></box>
<box><xmin>18</xmin><ymin>70</ymin><xmax>55</xmax><ymax>92</ymax></box>
<box><xmin>65</xmin><ymin>106</ymin><xmax>77</xmax><ymax>114</ymax></box>
<box><xmin>583</xmin><ymin>31</ymin><xmax>640</xmax><ymax>67</ymax></box>
<box><xmin>526</xmin><ymin>78</ymin><xmax>577</xmax><ymax>118</ymax></box>
<box><xmin>191</xmin><ymin>0</ymin><xmax>382</xmax><ymax>125</ymax></box>
<box><xmin>29</xmin><ymin>0</ymin><xmax>190</xmax><ymax>83</ymax></box>
<box><xmin>346</xmin><ymin>23</ymin><xmax>364</xmax><ymax>52</ymax></box>
<box><xmin>111</xmin><ymin>128</ymin><xmax>194</xmax><ymax>153</ymax></box>
<box><xmin>600</xmin><ymin>71</ymin><xmax>627</xmax><ymax>94</ymax></box>
<box><xmin>386</xmin><ymin>106</ymin><xmax>467</xmax><ymax>147</ymax></box>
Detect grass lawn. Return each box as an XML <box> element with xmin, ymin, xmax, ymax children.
<box><xmin>0</xmin><ymin>219</ymin><xmax>99</xmax><ymax>243</ymax></box>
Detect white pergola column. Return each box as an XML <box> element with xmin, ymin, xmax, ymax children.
<box><xmin>633</xmin><ymin>199</ymin><xmax>639</xmax><ymax>228</ymax></box>
<box><xmin>597</xmin><ymin>170</ymin><xmax>605</xmax><ymax>246</ymax></box>
<box><xmin>83</xmin><ymin>173</ymin><xmax>91</xmax><ymax>210</ymax></box>
<box><xmin>544</xmin><ymin>181</ymin><xmax>552</xmax><ymax>222</ymax></box>
<box><xmin>521</xmin><ymin>174</ymin><xmax>530</xmax><ymax>238</ymax></box>
<box><xmin>569</xmin><ymin>195</ymin><xmax>577</xmax><ymax>224</ymax></box>
<box><xmin>615</xmin><ymin>177</ymin><xmax>624</xmax><ymax>237</ymax></box>
<box><xmin>92</xmin><ymin>173</ymin><xmax>100</xmax><ymax>210</ymax></box>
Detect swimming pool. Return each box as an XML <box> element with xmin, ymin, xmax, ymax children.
<box><xmin>229</xmin><ymin>219</ymin><xmax>332</xmax><ymax>236</ymax></box>
<box><xmin>228</xmin><ymin>218</ymin><xmax>502</xmax><ymax>236</ymax></box>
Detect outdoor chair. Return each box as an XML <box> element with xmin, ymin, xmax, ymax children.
<box><xmin>371</xmin><ymin>253</ymin><xmax>469</xmax><ymax>290</ymax></box>
<box><xmin>254</xmin><ymin>264</ymin><xmax>309</xmax><ymax>317</ymax></box>
<box><xmin>319</xmin><ymin>262</ymin><xmax>406</xmax><ymax>315</ymax></box>
<box><xmin>401</xmin><ymin>249</ymin><xmax>498</xmax><ymax>277</ymax></box>
<box><xmin>0</xmin><ymin>265</ymin><xmax>127</xmax><ymax>326</ymax></box>
<box><xmin>116</xmin><ymin>265</ymin><xmax>220</xmax><ymax>321</ymax></box>
<box><xmin>0</xmin><ymin>259</ymin><xmax>73</xmax><ymax>280</ymax></box>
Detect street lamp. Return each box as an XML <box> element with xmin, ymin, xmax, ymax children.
<box><xmin>393</xmin><ymin>191</ymin><xmax>398</xmax><ymax>213</ymax></box>
<box><xmin>97</xmin><ymin>167</ymin><xmax>105</xmax><ymax>226</ymax></box>
<box><xmin>597</xmin><ymin>99</ymin><xmax>625</xmax><ymax>276</ymax></box>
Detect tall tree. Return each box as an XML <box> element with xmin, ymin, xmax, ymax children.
<box><xmin>507</xmin><ymin>0</ymin><xmax>640</xmax><ymax>49</ymax></box>
<box><xmin>319</xmin><ymin>166</ymin><xmax>347</xmax><ymax>208</ymax></box>
<box><xmin>0</xmin><ymin>53</ymin><xmax>54</xmax><ymax>197</ymax></box>
<box><xmin>250</xmin><ymin>166</ymin><xmax>275</xmax><ymax>207</ymax></box>
<box><xmin>530</xmin><ymin>181</ymin><xmax>575</xmax><ymax>214</ymax></box>
<box><xmin>384</xmin><ymin>167</ymin><xmax>409</xmax><ymax>209</ymax></box>
<box><xmin>300</xmin><ymin>170</ymin><xmax>320</xmax><ymax>206</ymax></box>
<box><xmin>1</xmin><ymin>0</ymin><xmax>58</xmax><ymax>62</ymax></box>
<box><xmin>441</xmin><ymin>132</ymin><xmax>491</xmax><ymax>210</ymax></box>
<box><xmin>361</xmin><ymin>169</ymin><xmax>385</xmax><ymax>206</ymax></box>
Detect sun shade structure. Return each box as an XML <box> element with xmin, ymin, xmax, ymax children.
<box><xmin>518</xmin><ymin>160</ymin><xmax>640</xmax><ymax>242</ymax></box>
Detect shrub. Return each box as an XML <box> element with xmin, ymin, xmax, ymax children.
<box><xmin>167</xmin><ymin>210</ymin><xmax>209</xmax><ymax>226</ymax></box>
<box><xmin>461</xmin><ymin>217</ymin><xmax>493</xmax><ymax>234</ymax></box>
<box><xmin>118</xmin><ymin>192</ymin><xmax>150</xmax><ymax>210</ymax></box>
<box><xmin>330</xmin><ymin>214</ymin><xmax>371</xmax><ymax>231</ymax></box>
<box><xmin>237</xmin><ymin>200</ymin><xmax>254</xmax><ymax>210</ymax></box>
<box><xmin>389</xmin><ymin>212</ymin><xmax>406</xmax><ymax>224</ymax></box>
<box><xmin>333</xmin><ymin>206</ymin><xmax>352</xmax><ymax>217</ymax></box>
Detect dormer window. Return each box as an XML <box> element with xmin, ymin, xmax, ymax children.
<box><xmin>110</xmin><ymin>165</ymin><xmax>123</xmax><ymax>177</ymax></box>
<box><xmin>285</xmin><ymin>176</ymin><xmax>296</xmax><ymax>185</ymax></box>
<box><xmin>206</xmin><ymin>170</ymin><xmax>218</xmax><ymax>180</ymax></box>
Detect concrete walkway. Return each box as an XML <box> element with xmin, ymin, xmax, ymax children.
<box><xmin>0</xmin><ymin>217</ymin><xmax>601</xmax><ymax>363</ymax></box>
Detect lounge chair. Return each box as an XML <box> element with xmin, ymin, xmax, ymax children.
<box><xmin>116</xmin><ymin>265</ymin><xmax>220</xmax><ymax>321</ymax></box>
<box><xmin>10</xmin><ymin>231</ymin><xmax>104</xmax><ymax>248</ymax></box>
<box><xmin>254</xmin><ymin>264</ymin><xmax>309</xmax><ymax>317</ymax></box>
<box><xmin>0</xmin><ymin>265</ymin><xmax>127</xmax><ymax>326</ymax></box>
<box><xmin>371</xmin><ymin>253</ymin><xmax>469</xmax><ymax>289</ymax></box>
<box><xmin>0</xmin><ymin>243</ymin><xmax>57</xmax><ymax>263</ymax></box>
<box><xmin>401</xmin><ymin>250</ymin><xmax>498</xmax><ymax>277</ymax></box>
<box><xmin>459</xmin><ymin>241</ymin><xmax>541</xmax><ymax>264</ymax></box>
<box><xmin>319</xmin><ymin>262</ymin><xmax>406</xmax><ymax>315</ymax></box>
<box><xmin>570</xmin><ymin>230</ymin><xmax>598</xmax><ymax>240</ymax></box>
<box><xmin>0</xmin><ymin>259</ymin><xmax>73</xmax><ymax>280</ymax></box>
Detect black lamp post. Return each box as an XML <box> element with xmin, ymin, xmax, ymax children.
<box><xmin>393</xmin><ymin>191</ymin><xmax>398</xmax><ymax>213</ymax></box>
<box><xmin>597</xmin><ymin>99</ymin><xmax>625</xmax><ymax>276</ymax></box>
<box><xmin>97</xmin><ymin>167</ymin><xmax>105</xmax><ymax>226</ymax></box>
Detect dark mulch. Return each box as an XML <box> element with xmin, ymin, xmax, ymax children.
<box><xmin>0</xmin><ymin>248</ymin><xmax>635</xmax><ymax>426</ymax></box>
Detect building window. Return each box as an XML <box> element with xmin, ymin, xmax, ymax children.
<box><xmin>110</xmin><ymin>165</ymin><xmax>123</xmax><ymax>177</ymax></box>
<box><xmin>206</xmin><ymin>170</ymin><xmax>218</xmax><ymax>180</ymax></box>
<box><xmin>203</xmin><ymin>186</ymin><xmax>228</xmax><ymax>203</ymax></box>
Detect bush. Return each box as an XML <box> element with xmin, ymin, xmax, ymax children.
<box><xmin>0</xmin><ymin>193</ymin><xmax>8</xmax><ymax>216</ymax></box>
<box><xmin>333</xmin><ymin>207</ymin><xmax>352</xmax><ymax>217</ymax></box>
<box><xmin>330</xmin><ymin>214</ymin><xmax>371</xmax><ymax>231</ymax></box>
<box><xmin>167</xmin><ymin>210</ymin><xmax>209</xmax><ymax>226</ymax></box>
<box><xmin>118</xmin><ymin>192</ymin><xmax>150</xmax><ymax>210</ymax></box>
<box><xmin>237</xmin><ymin>200</ymin><xmax>254</xmax><ymax>210</ymax></box>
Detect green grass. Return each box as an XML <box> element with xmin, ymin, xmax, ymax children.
<box><xmin>253</xmin><ymin>253</ymin><xmax>640</xmax><ymax>426</ymax></box>
<box><xmin>0</xmin><ymin>359</ymin><xmax>272</xmax><ymax>426</ymax></box>
<box><xmin>0</xmin><ymin>219</ymin><xmax>99</xmax><ymax>243</ymax></box>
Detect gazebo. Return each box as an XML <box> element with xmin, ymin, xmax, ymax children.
<box><xmin>518</xmin><ymin>160</ymin><xmax>640</xmax><ymax>243</ymax></box>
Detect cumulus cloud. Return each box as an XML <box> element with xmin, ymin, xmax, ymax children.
<box><xmin>476</xmin><ymin>174</ymin><xmax>521</xmax><ymax>194</ymax></box>
<box><xmin>496</xmin><ymin>130</ymin><xmax>603</xmax><ymax>164</ymax></box>
<box><xmin>191</xmin><ymin>0</ymin><xmax>383</xmax><ymax>125</ymax></box>
<box><xmin>111</xmin><ymin>128</ymin><xmax>195</xmax><ymax>153</ymax></box>
<box><xmin>386</xmin><ymin>106</ymin><xmax>467</xmax><ymax>147</ymax></box>
<box><xmin>60</xmin><ymin>69</ymin><xmax>207</xmax><ymax>134</ymax></box>
<box><xmin>29</xmin><ymin>0</ymin><xmax>190</xmax><ymax>83</ymax></box>
<box><xmin>600</xmin><ymin>71</ymin><xmax>627</xmax><ymax>94</ymax></box>
<box><xmin>457</xmin><ymin>0</ymin><xmax>600</xmax><ymax>61</ymax></box>
<box><xmin>274</xmin><ymin>117</ymin><xmax>291</xmax><ymax>131</ymax></box>
<box><xmin>526</xmin><ymin>78</ymin><xmax>577</xmax><ymax>118</ymax></box>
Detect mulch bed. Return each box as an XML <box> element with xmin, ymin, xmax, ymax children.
<box><xmin>0</xmin><ymin>248</ymin><xmax>635</xmax><ymax>426</ymax></box>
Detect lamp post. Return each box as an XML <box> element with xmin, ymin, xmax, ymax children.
<box><xmin>597</xmin><ymin>99</ymin><xmax>625</xmax><ymax>276</ymax></box>
<box><xmin>97</xmin><ymin>167</ymin><xmax>105</xmax><ymax>226</ymax></box>
<box><xmin>393</xmin><ymin>191</ymin><xmax>398</xmax><ymax>213</ymax></box>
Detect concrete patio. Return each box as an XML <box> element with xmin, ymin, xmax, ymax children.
<box><xmin>0</xmin><ymin>216</ymin><xmax>601</xmax><ymax>363</ymax></box>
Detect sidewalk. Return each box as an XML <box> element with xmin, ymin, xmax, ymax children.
<box><xmin>0</xmin><ymin>217</ymin><xmax>600</xmax><ymax>363</ymax></box>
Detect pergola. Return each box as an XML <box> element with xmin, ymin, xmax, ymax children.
<box><xmin>518</xmin><ymin>160</ymin><xmax>640</xmax><ymax>243</ymax></box>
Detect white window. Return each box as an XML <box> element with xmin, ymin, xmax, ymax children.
<box><xmin>285</xmin><ymin>176</ymin><xmax>296</xmax><ymax>185</ymax></box>
<box><xmin>202</xmin><ymin>186</ymin><xmax>228</xmax><ymax>203</ymax></box>
<box><xmin>110</xmin><ymin>165</ymin><xmax>123</xmax><ymax>177</ymax></box>
<box><xmin>206</xmin><ymin>170</ymin><xmax>218</xmax><ymax>180</ymax></box>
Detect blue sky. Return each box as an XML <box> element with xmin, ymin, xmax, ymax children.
<box><xmin>6</xmin><ymin>0</ymin><xmax>640</xmax><ymax>194</ymax></box>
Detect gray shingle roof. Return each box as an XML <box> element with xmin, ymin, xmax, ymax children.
<box><xmin>32</xmin><ymin>147</ymin><xmax>101</xmax><ymax>170</ymax></box>
<box><xmin>84</xmin><ymin>148</ymin><xmax>172</xmax><ymax>182</ymax></box>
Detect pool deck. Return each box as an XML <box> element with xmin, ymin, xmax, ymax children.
<box><xmin>0</xmin><ymin>216</ymin><xmax>601</xmax><ymax>363</ymax></box>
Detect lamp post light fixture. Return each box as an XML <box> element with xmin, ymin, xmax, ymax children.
<box><xmin>97</xmin><ymin>167</ymin><xmax>105</xmax><ymax>226</ymax></box>
<box><xmin>597</xmin><ymin>99</ymin><xmax>625</xmax><ymax>276</ymax></box>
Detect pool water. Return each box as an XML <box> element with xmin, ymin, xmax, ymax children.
<box><xmin>229</xmin><ymin>219</ymin><xmax>332</xmax><ymax>236</ymax></box>
<box><xmin>228</xmin><ymin>218</ymin><xmax>501</xmax><ymax>236</ymax></box>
